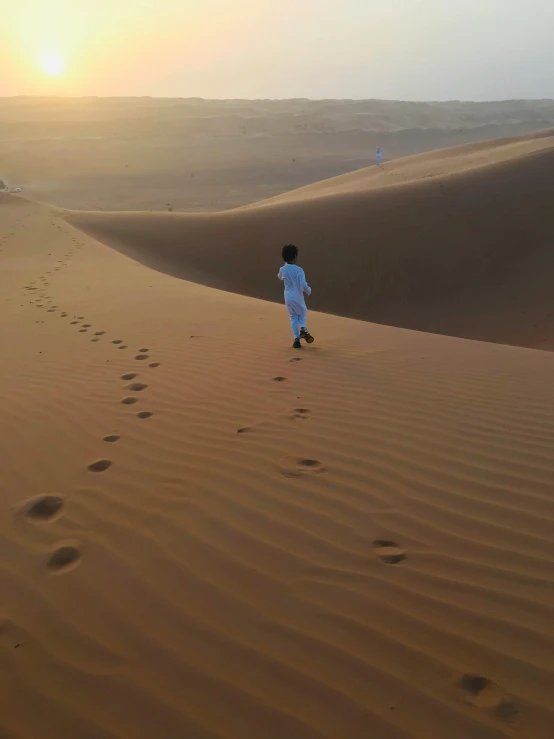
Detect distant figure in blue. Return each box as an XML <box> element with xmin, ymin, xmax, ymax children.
<box><xmin>376</xmin><ymin>146</ymin><xmax>383</xmax><ymax>166</ymax></box>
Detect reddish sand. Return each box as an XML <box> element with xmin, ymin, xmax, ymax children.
<box><xmin>1</xmin><ymin>133</ymin><xmax>554</xmax><ymax>739</ymax></box>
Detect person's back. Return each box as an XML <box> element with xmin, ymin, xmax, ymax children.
<box><xmin>278</xmin><ymin>263</ymin><xmax>308</xmax><ymax>299</ymax></box>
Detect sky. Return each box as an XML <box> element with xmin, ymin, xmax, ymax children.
<box><xmin>4</xmin><ymin>0</ymin><xmax>554</xmax><ymax>100</ymax></box>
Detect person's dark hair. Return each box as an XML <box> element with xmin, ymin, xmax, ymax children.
<box><xmin>282</xmin><ymin>244</ymin><xmax>298</xmax><ymax>263</ymax></box>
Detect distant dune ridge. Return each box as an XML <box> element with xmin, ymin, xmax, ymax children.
<box><xmin>4</xmin><ymin>96</ymin><xmax>554</xmax><ymax>212</ymax></box>
<box><xmin>68</xmin><ymin>129</ymin><xmax>554</xmax><ymax>350</ymax></box>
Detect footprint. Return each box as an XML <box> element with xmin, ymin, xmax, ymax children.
<box><xmin>47</xmin><ymin>545</ymin><xmax>81</xmax><ymax>573</ymax></box>
<box><xmin>20</xmin><ymin>495</ymin><xmax>64</xmax><ymax>522</ymax></box>
<box><xmin>458</xmin><ymin>674</ymin><xmax>518</xmax><ymax>724</ymax></box>
<box><xmin>237</xmin><ymin>426</ymin><xmax>252</xmax><ymax>434</ymax></box>
<box><xmin>289</xmin><ymin>357</ymin><xmax>303</xmax><ymax>362</ymax></box>
<box><xmin>91</xmin><ymin>338</ymin><xmax>100</xmax><ymax>342</ymax></box>
<box><xmin>121</xmin><ymin>397</ymin><xmax>138</xmax><ymax>405</ymax></box>
<box><xmin>77</xmin><ymin>316</ymin><xmax>85</xmax><ymax>320</ymax></box>
<box><xmin>82</xmin><ymin>324</ymin><xmax>91</xmax><ymax>328</ymax></box>
<box><xmin>138</xmin><ymin>348</ymin><xmax>149</xmax><ymax>353</ymax></box>
<box><xmin>79</xmin><ymin>329</ymin><xmax>88</xmax><ymax>333</ymax></box>
<box><xmin>88</xmin><ymin>459</ymin><xmax>112</xmax><ymax>472</ymax></box>
<box><xmin>273</xmin><ymin>376</ymin><xmax>287</xmax><ymax>382</ymax></box>
<box><xmin>279</xmin><ymin>456</ymin><xmax>326</xmax><ymax>478</ymax></box>
<box><xmin>112</xmin><ymin>340</ymin><xmax>123</xmax><ymax>345</ymax></box>
<box><xmin>103</xmin><ymin>435</ymin><xmax>120</xmax><ymax>443</ymax></box>
<box><xmin>137</xmin><ymin>411</ymin><xmax>153</xmax><ymax>419</ymax></box>
<box><xmin>60</xmin><ymin>313</ymin><xmax>68</xmax><ymax>317</ymax></box>
<box><xmin>292</xmin><ymin>408</ymin><xmax>311</xmax><ymax>419</ymax></box>
<box><xmin>70</xmin><ymin>321</ymin><xmax>79</xmax><ymax>325</ymax></box>
<box><xmin>135</xmin><ymin>354</ymin><xmax>149</xmax><ymax>361</ymax></box>
<box><xmin>94</xmin><ymin>331</ymin><xmax>106</xmax><ymax>336</ymax></box>
<box><xmin>47</xmin><ymin>309</ymin><xmax>56</xmax><ymax>313</ymax></box>
<box><xmin>372</xmin><ymin>540</ymin><xmax>406</xmax><ymax>565</ymax></box>
<box><xmin>121</xmin><ymin>373</ymin><xmax>137</xmax><ymax>381</ymax></box>
<box><xmin>128</xmin><ymin>383</ymin><xmax>147</xmax><ymax>392</ymax></box>
<box><xmin>149</xmin><ymin>363</ymin><xmax>160</xmax><ymax>368</ymax></box>
<box><xmin>118</xmin><ymin>345</ymin><xmax>128</xmax><ymax>350</ymax></box>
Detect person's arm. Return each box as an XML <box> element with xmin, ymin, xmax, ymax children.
<box><xmin>278</xmin><ymin>266</ymin><xmax>284</xmax><ymax>280</ymax></box>
<box><xmin>300</xmin><ymin>269</ymin><xmax>312</xmax><ymax>296</ymax></box>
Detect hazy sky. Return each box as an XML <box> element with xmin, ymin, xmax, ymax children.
<box><xmin>5</xmin><ymin>0</ymin><xmax>554</xmax><ymax>100</ymax></box>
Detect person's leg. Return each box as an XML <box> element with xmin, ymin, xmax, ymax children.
<box><xmin>292</xmin><ymin>315</ymin><xmax>300</xmax><ymax>338</ymax></box>
<box><xmin>299</xmin><ymin>309</ymin><xmax>314</xmax><ymax>343</ymax></box>
<box><xmin>291</xmin><ymin>314</ymin><xmax>302</xmax><ymax>347</ymax></box>
<box><xmin>287</xmin><ymin>305</ymin><xmax>300</xmax><ymax>339</ymax></box>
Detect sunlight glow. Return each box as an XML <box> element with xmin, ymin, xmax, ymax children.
<box><xmin>39</xmin><ymin>51</ymin><xmax>65</xmax><ymax>76</ymax></box>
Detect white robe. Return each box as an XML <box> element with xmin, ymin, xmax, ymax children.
<box><xmin>278</xmin><ymin>263</ymin><xmax>312</xmax><ymax>337</ymax></box>
<box><xmin>278</xmin><ymin>263</ymin><xmax>311</xmax><ymax>315</ymax></box>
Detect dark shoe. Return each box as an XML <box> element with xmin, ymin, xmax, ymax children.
<box><xmin>300</xmin><ymin>328</ymin><xmax>314</xmax><ymax>344</ymax></box>
<box><xmin>293</xmin><ymin>338</ymin><xmax>302</xmax><ymax>349</ymax></box>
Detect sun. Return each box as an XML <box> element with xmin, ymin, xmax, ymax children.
<box><xmin>39</xmin><ymin>51</ymin><xmax>65</xmax><ymax>77</ymax></box>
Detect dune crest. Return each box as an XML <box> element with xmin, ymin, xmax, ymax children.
<box><xmin>68</xmin><ymin>130</ymin><xmax>554</xmax><ymax>350</ymax></box>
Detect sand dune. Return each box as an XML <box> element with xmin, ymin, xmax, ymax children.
<box><xmin>68</xmin><ymin>130</ymin><xmax>554</xmax><ymax>350</ymax></box>
<box><xmin>2</xmin><ymin>186</ymin><xmax>554</xmax><ymax>738</ymax></box>
<box><xmin>4</xmin><ymin>96</ymin><xmax>554</xmax><ymax>212</ymax></box>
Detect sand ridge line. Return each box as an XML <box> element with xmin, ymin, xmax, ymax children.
<box><xmin>67</xmin><ymin>130</ymin><xmax>554</xmax><ymax>351</ymax></box>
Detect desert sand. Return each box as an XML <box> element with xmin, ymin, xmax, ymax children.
<box><xmin>70</xmin><ymin>129</ymin><xmax>554</xmax><ymax>350</ymax></box>
<box><xmin>1</xmin><ymin>127</ymin><xmax>554</xmax><ymax>739</ymax></box>
<box><xmin>3</xmin><ymin>96</ymin><xmax>554</xmax><ymax>212</ymax></box>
